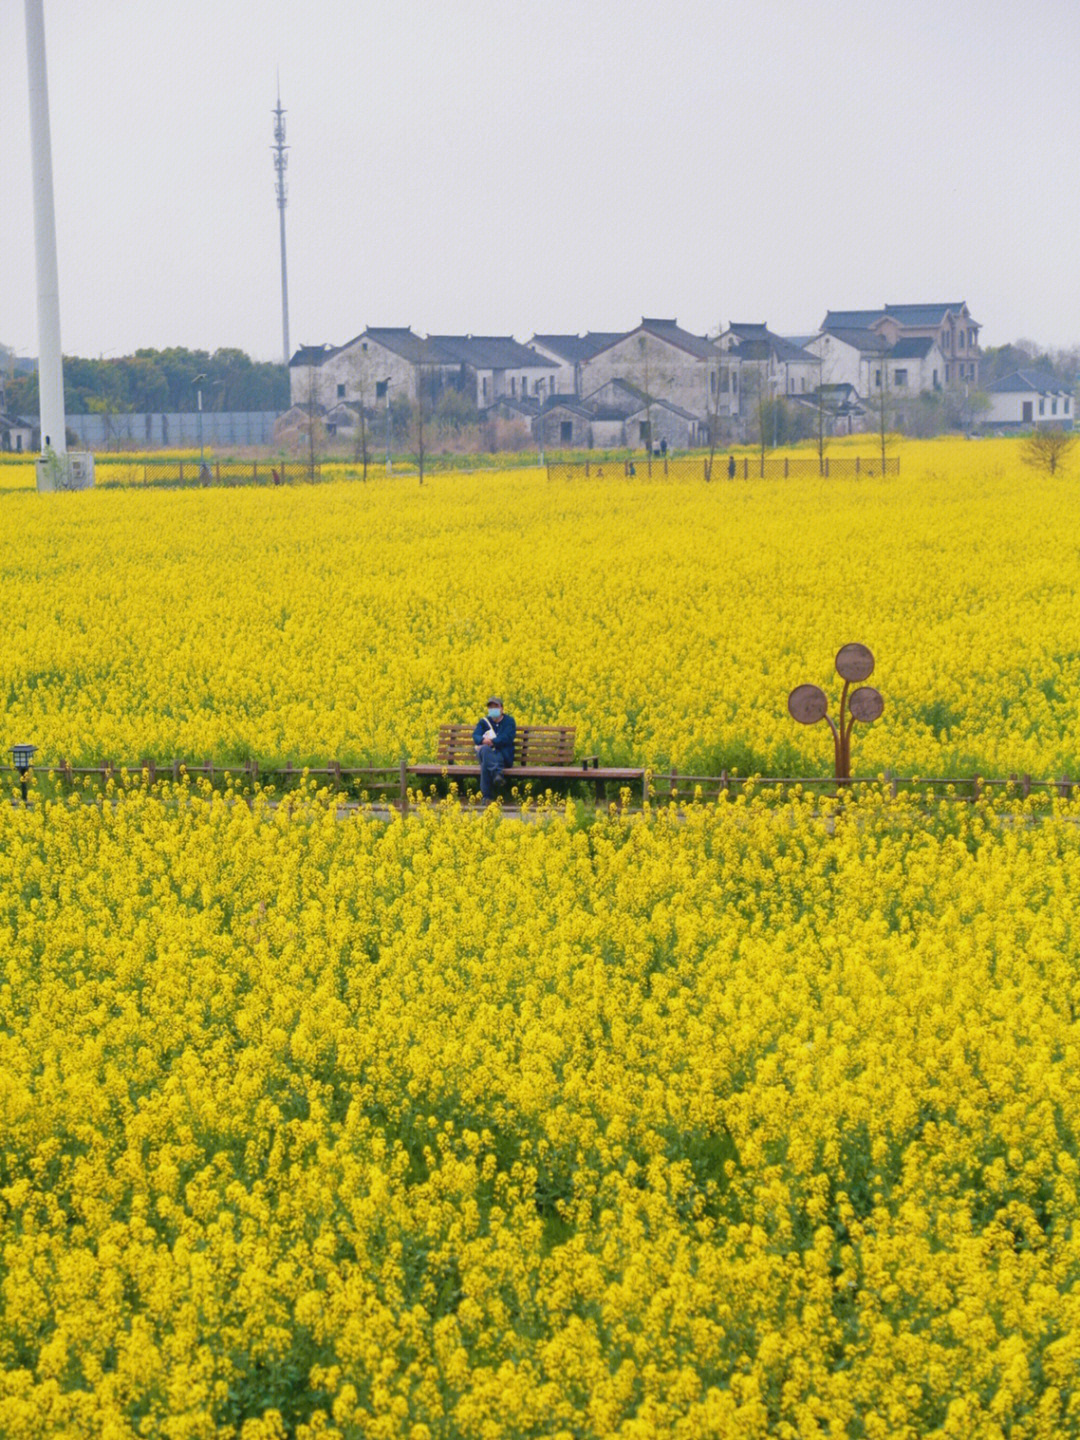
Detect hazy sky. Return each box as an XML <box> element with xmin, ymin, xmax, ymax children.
<box><xmin>3</xmin><ymin>0</ymin><xmax>1078</xmax><ymax>362</ymax></box>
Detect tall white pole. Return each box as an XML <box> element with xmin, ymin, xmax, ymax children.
<box><xmin>24</xmin><ymin>0</ymin><xmax>67</xmax><ymax>467</ymax></box>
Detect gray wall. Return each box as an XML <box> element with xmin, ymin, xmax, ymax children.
<box><xmin>62</xmin><ymin>411</ymin><xmax>279</xmax><ymax>449</ymax></box>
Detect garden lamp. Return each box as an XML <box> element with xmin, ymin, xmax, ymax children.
<box><xmin>11</xmin><ymin>743</ymin><xmax>37</xmax><ymax>804</ymax></box>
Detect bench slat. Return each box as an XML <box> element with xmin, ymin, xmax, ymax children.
<box><xmin>435</xmin><ymin>723</ymin><xmax>580</xmax><ymax>768</ymax></box>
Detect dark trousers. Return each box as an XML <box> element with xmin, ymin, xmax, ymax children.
<box><xmin>477</xmin><ymin>745</ymin><xmax>509</xmax><ymax>800</ymax></box>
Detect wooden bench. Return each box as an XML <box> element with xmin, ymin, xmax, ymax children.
<box><xmin>409</xmin><ymin>724</ymin><xmax>644</xmax><ymax>801</ymax></box>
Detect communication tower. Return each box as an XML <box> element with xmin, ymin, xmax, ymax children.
<box><xmin>273</xmin><ymin>79</ymin><xmax>291</xmax><ymax>367</ymax></box>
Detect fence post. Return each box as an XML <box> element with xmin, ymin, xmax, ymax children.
<box><xmin>179</xmin><ymin>461</ymin><xmax>184</xmax><ymax>484</ymax></box>
<box><xmin>664</xmin><ymin>455</ymin><xmax>669</xmax><ymax>477</ymax></box>
<box><xmin>743</xmin><ymin>458</ymin><xmax>748</xmax><ymax>479</ymax></box>
<box><xmin>1022</xmin><ymin>773</ymin><xmax>1031</xmax><ymax>798</ymax></box>
<box><xmin>784</xmin><ymin>457</ymin><xmax>789</xmax><ymax>477</ymax></box>
<box><xmin>856</xmin><ymin>456</ymin><xmax>860</xmax><ymax>475</ymax></box>
<box><xmin>825</xmin><ymin>457</ymin><xmax>829</xmax><ymax>477</ymax></box>
<box><xmin>216</xmin><ymin>462</ymin><xmax>220</xmax><ymax>484</ymax></box>
<box><xmin>585</xmin><ymin>461</ymin><xmax>590</xmax><ymax>478</ymax></box>
<box><xmin>973</xmin><ymin>775</ymin><xmax>981</xmax><ymax>802</ymax></box>
<box><xmin>399</xmin><ymin>757</ymin><xmax>409</xmax><ymax>813</ymax></box>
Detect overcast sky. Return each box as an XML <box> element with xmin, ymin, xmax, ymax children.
<box><xmin>2</xmin><ymin>0</ymin><xmax>1078</xmax><ymax>362</ymax></box>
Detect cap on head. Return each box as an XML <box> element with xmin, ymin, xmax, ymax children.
<box><xmin>487</xmin><ymin>696</ymin><xmax>502</xmax><ymax>706</ymax></box>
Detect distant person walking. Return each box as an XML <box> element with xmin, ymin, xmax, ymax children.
<box><xmin>473</xmin><ymin>696</ymin><xmax>516</xmax><ymax>801</ymax></box>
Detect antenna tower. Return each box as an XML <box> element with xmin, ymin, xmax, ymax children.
<box><xmin>272</xmin><ymin>78</ymin><xmax>291</xmax><ymax>366</ymax></box>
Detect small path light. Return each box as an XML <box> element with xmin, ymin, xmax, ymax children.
<box><xmin>788</xmin><ymin>644</ymin><xmax>884</xmax><ymax>781</ymax></box>
<box><xmin>11</xmin><ymin>743</ymin><xmax>37</xmax><ymax>804</ymax></box>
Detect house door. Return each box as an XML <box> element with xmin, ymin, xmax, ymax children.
<box><xmin>1022</xmin><ymin>401</ymin><xmax>1033</xmax><ymax>423</ymax></box>
<box><xmin>560</xmin><ymin>421</ymin><xmax>573</xmax><ymax>445</ymax></box>
<box><xmin>638</xmin><ymin>420</ymin><xmax>651</xmax><ymax>447</ymax></box>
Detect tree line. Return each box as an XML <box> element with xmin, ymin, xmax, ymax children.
<box><xmin>3</xmin><ymin>347</ymin><xmax>289</xmax><ymax>416</ymax></box>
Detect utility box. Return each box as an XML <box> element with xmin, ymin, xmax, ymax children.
<box><xmin>36</xmin><ymin>450</ymin><xmax>95</xmax><ymax>492</ymax></box>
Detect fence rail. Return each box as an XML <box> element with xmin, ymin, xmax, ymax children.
<box><xmin>6</xmin><ymin>759</ymin><xmax>1074</xmax><ymax>811</ymax></box>
<box><xmin>96</xmin><ymin>459</ymin><xmax>319</xmax><ymax>487</ymax></box>
<box><xmin>546</xmin><ymin>455</ymin><xmax>900</xmax><ymax>482</ymax></box>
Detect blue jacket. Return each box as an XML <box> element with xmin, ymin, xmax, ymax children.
<box><xmin>473</xmin><ymin>712</ymin><xmax>516</xmax><ymax>767</ymax></box>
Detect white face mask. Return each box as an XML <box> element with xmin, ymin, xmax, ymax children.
<box><xmin>487</xmin><ymin>708</ymin><xmax>502</xmax><ymax>721</ymax></box>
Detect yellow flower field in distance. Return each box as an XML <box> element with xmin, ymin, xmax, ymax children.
<box><xmin>1</xmin><ymin>787</ymin><xmax>1079</xmax><ymax>1439</ymax></box>
<box><xmin>0</xmin><ymin>437</ymin><xmax>1078</xmax><ymax>778</ymax></box>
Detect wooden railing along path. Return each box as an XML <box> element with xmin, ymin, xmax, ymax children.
<box><xmin>6</xmin><ymin>758</ymin><xmax>1076</xmax><ymax>811</ymax></box>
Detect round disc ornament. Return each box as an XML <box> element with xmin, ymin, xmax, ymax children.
<box><xmin>848</xmin><ymin>686</ymin><xmax>884</xmax><ymax>723</ymax></box>
<box><xmin>788</xmin><ymin>684</ymin><xmax>828</xmax><ymax>725</ymax></box>
<box><xmin>835</xmin><ymin>642</ymin><xmax>875</xmax><ymax>683</ymax></box>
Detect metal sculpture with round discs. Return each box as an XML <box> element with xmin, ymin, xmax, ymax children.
<box><xmin>787</xmin><ymin>644</ymin><xmax>885</xmax><ymax>780</ymax></box>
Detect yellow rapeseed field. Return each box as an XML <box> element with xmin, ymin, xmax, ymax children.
<box><xmin>3</xmin><ymin>438</ymin><xmax>1080</xmax><ymax>1436</ymax></box>
<box><xmin>0</xmin><ymin>437</ymin><xmax>1078</xmax><ymax>778</ymax></box>
<box><xmin>1</xmin><ymin>785</ymin><xmax>1079</xmax><ymax>1437</ymax></box>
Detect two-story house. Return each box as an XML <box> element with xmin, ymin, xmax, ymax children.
<box><xmin>820</xmin><ymin>303</ymin><xmax>980</xmax><ymax>386</ymax></box>
<box><xmin>578</xmin><ymin>319</ymin><xmax>720</xmax><ymax>424</ymax></box>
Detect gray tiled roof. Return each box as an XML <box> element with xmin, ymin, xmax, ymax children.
<box><xmin>987</xmin><ymin>368</ymin><xmax>1071</xmax><ymax>394</ymax></box>
<box><xmin>588</xmin><ymin>319</ymin><xmax>714</xmax><ymax>362</ymax></box>
<box><xmin>362</xmin><ymin>327</ymin><xmax>442</xmax><ymax>364</ymax></box>
<box><xmin>822</xmin><ymin>310</ymin><xmax>886</xmax><ymax>330</ymax></box>
<box><xmin>823</xmin><ymin>326</ymin><xmax>891</xmax><ymax>355</ymax></box>
<box><xmin>727</xmin><ymin>324</ymin><xmax>817</xmax><ymax>365</ymax></box>
<box><xmin>823</xmin><ymin>303</ymin><xmax>976</xmax><ymax>331</ymax></box>
<box><xmin>531</xmin><ymin>334</ymin><xmax>624</xmax><ymax>363</ymax></box>
<box><xmin>431</xmin><ymin>336</ymin><xmax>557</xmax><ymax>370</ymax></box>
<box><xmin>884</xmin><ymin>303</ymin><xmax>971</xmax><ymax>326</ymax></box>
<box><xmin>890</xmin><ymin>337</ymin><xmax>936</xmax><ymax>359</ymax></box>
<box><xmin>289</xmin><ymin>343</ymin><xmax>338</xmax><ymax>367</ymax></box>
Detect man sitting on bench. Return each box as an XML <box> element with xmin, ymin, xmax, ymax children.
<box><xmin>473</xmin><ymin>696</ymin><xmax>516</xmax><ymax>801</ymax></box>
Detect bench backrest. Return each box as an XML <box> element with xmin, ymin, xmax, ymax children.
<box><xmin>437</xmin><ymin>724</ymin><xmax>577</xmax><ymax>766</ymax></box>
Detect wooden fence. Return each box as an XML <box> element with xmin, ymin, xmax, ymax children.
<box><xmin>546</xmin><ymin>455</ymin><xmax>900</xmax><ymax>482</ymax></box>
<box><xmin>7</xmin><ymin>759</ymin><xmax>1076</xmax><ymax>811</ymax></box>
<box><xmin>97</xmin><ymin>459</ymin><xmax>319</xmax><ymax>488</ymax></box>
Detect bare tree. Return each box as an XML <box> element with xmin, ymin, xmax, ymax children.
<box><xmin>302</xmin><ymin>363</ymin><xmax>323</xmax><ymax>482</ymax></box>
<box><xmin>704</xmin><ymin>352</ymin><xmax>726</xmax><ymax>480</ymax></box>
<box><xmin>350</xmin><ymin>353</ymin><xmax>372</xmax><ymax>481</ymax></box>
<box><xmin>863</xmin><ymin>349</ymin><xmax>892</xmax><ymax>475</ymax></box>
<box><xmin>637</xmin><ymin>336</ymin><xmax>655</xmax><ymax>477</ymax></box>
<box><xmin>413</xmin><ymin>364</ymin><xmax>430</xmax><ymax>486</ymax></box>
<box><xmin>1021</xmin><ymin>426</ymin><xmax>1075</xmax><ymax>475</ymax></box>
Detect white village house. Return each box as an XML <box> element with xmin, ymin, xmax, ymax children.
<box><xmin>289</xmin><ymin>330</ymin><xmax>559</xmax><ymax>414</ymax></box>
<box><xmin>985</xmin><ymin>369</ymin><xmax>1073</xmax><ymax>429</ymax></box>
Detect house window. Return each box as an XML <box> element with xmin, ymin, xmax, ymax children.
<box><xmin>800</xmin><ymin>377</ymin><xmax>805</xmax><ymax>393</ymax></box>
<box><xmin>874</xmin><ymin>368</ymin><xmax>882</xmax><ymax>388</ymax></box>
<box><xmin>337</xmin><ymin>383</ymin><xmax>346</xmax><ymax>398</ymax></box>
<box><xmin>638</xmin><ymin>420</ymin><xmax>651</xmax><ymax>447</ymax></box>
<box><xmin>894</xmin><ymin>369</ymin><xmax>908</xmax><ymax>387</ymax></box>
<box><xmin>1039</xmin><ymin>399</ymin><xmax>1045</xmax><ymax>415</ymax></box>
<box><xmin>560</xmin><ymin>420</ymin><xmax>573</xmax><ymax>444</ymax></box>
<box><xmin>362</xmin><ymin>342</ymin><xmax>368</xmax><ymax>352</ymax></box>
<box><xmin>1066</xmin><ymin>398</ymin><xmax>1072</xmax><ymax>413</ymax></box>
<box><xmin>958</xmin><ymin>332</ymin><xmax>964</xmax><ymax>351</ymax></box>
<box><xmin>1023</xmin><ymin>401</ymin><xmax>1033</xmax><ymax>422</ymax></box>
<box><xmin>933</xmin><ymin>369</ymin><xmax>939</xmax><ymax>388</ymax></box>
<box><xmin>482</xmin><ymin>376</ymin><xmax>489</xmax><ymax>400</ymax></box>
<box><xmin>1052</xmin><ymin>398</ymin><xmax>1058</xmax><ymax>415</ymax></box>
<box><xmin>710</xmin><ymin>371</ymin><xmax>718</xmax><ymax>397</ymax></box>
<box><xmin>375</xmin><ymin>380</ymin><xmax>387</xmax><ymax>400</ymax></box>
